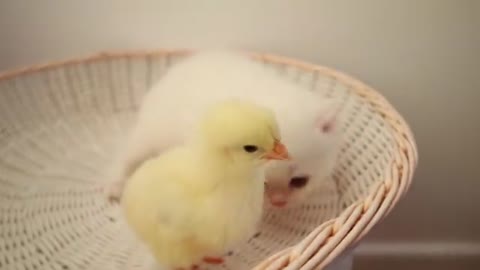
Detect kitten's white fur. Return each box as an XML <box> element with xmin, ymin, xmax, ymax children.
<box><xmin>107</xmin><ymin>51</ymin><xmax>343</xmax><ymax>208</ymax></box>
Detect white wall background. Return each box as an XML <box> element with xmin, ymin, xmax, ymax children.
<box><xmin>1</xmin><ymin>0</ymin><xmax>479</xmax><ymax>264</ymax></box>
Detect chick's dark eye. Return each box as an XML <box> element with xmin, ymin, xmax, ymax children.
<box><xmin>243</xmin><ymin>145</ymin><xmax>258</xmax><ymax>153</ymax></box>
<box><xmin>289</xmin><ymin>176</ymin><xmax>310</xmax><ymax>188</ymax></box>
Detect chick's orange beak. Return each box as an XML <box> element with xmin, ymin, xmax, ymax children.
<box><xmin>263</xmin><ymin>140</ymin><xmax>290</xmax><ymax>160</ymax></box>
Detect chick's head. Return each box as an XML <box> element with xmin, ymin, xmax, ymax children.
<box><xmin>198</xmin><ymin>99</ymin><xmax>290</xmax><ymax>164</ymax></box>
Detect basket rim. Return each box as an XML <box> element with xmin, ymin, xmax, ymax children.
<box><xmin>0</xmin><ymin>49</ymin><xmax>418</xmax><ymax>270</ymax></box>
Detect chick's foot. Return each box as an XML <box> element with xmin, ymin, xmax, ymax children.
<box><xmin>203</xmin><ymin>257</ymin><xmax>224</xmax><ymax>264</ymax></box>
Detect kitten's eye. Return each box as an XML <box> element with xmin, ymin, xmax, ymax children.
<box><xmin>289</xmin><ymin>176</ymin><xmax>310</xmax><ymax>188</ymax></box>
<box><xmin>243</xmin><ymin>145</ymin><xmax>258</xmax><ymax>153</ymax></box>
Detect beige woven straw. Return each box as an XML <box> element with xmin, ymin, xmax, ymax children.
<box><xmin>0</xmin><ymin>49</ymin><xmax>417</xmax><ymax>270</ymax></box>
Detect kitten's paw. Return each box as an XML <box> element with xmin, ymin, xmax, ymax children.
<box><xmin>103</xmin><ymin>181</ymin><xmax>124</xmax><ymax>203</ymax></box>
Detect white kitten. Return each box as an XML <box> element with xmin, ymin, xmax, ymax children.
<box><xmin>106</xmin><ymin>51</ymin><xmax>343</xmax><ymax>208</ymax></box>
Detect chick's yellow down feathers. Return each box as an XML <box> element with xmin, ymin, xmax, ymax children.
<box><xmin>121</xmin><ymin>99</ymin><xmax>290</xmax><ymax>269</ymax></box>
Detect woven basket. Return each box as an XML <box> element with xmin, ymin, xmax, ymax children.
<box><xmin>0</xmin><ymin>50</ymin><xmax>417</xmax><ymax>270</ymax></box>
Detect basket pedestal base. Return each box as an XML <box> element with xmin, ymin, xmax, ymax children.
<box><xmin>325</xmin><ymin>253</ymin><xmax>353</xmax><ymax>270</ymax></box>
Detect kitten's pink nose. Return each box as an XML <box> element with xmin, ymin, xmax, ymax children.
<box><xmin>269</xmin><ymin>193</ymin><xmax>289</xmax><ymax>208</ymax></box>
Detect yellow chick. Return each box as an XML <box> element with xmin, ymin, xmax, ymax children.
<box><xmin>121</xmin><ymin>99</ymin><xmax>290</xmax><ymax>270</ymax></box>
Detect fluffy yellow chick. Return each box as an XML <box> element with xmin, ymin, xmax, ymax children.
<box><xmin>121</xmin><ymin>99</ymin><xmax>290</xmax><ymax>270</ymax></box>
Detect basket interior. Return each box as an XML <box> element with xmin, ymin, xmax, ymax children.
<box><xmin>0</xmin><ymin>53</ymin><xmax>396</xmax><ymax>270</ymax></box>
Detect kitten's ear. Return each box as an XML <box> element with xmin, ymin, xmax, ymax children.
<box><xmin>314</xmin><ymin>99</ymin><xmax>343</xmax><ymax>134</ymax></box>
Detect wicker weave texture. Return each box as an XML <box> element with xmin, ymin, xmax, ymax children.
<box><xmin>0</xmin><ymin>50</ymin><xmax>417</xmax><ymax>270</ymax></box>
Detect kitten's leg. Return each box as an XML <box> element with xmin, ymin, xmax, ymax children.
<box><xmin>104</xmin><ymin>128</ymin><xmax>160</xmax><ymax>202</ymax></box>
<box><xmin>105</xmin><ymin>143</ymin><xmax>159</xmax><ymax>202</ymax></box>
<box><xmin>106</xmin><ymin>152</ymin><xmax>158</xmax><ymax>202</ymax></box>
